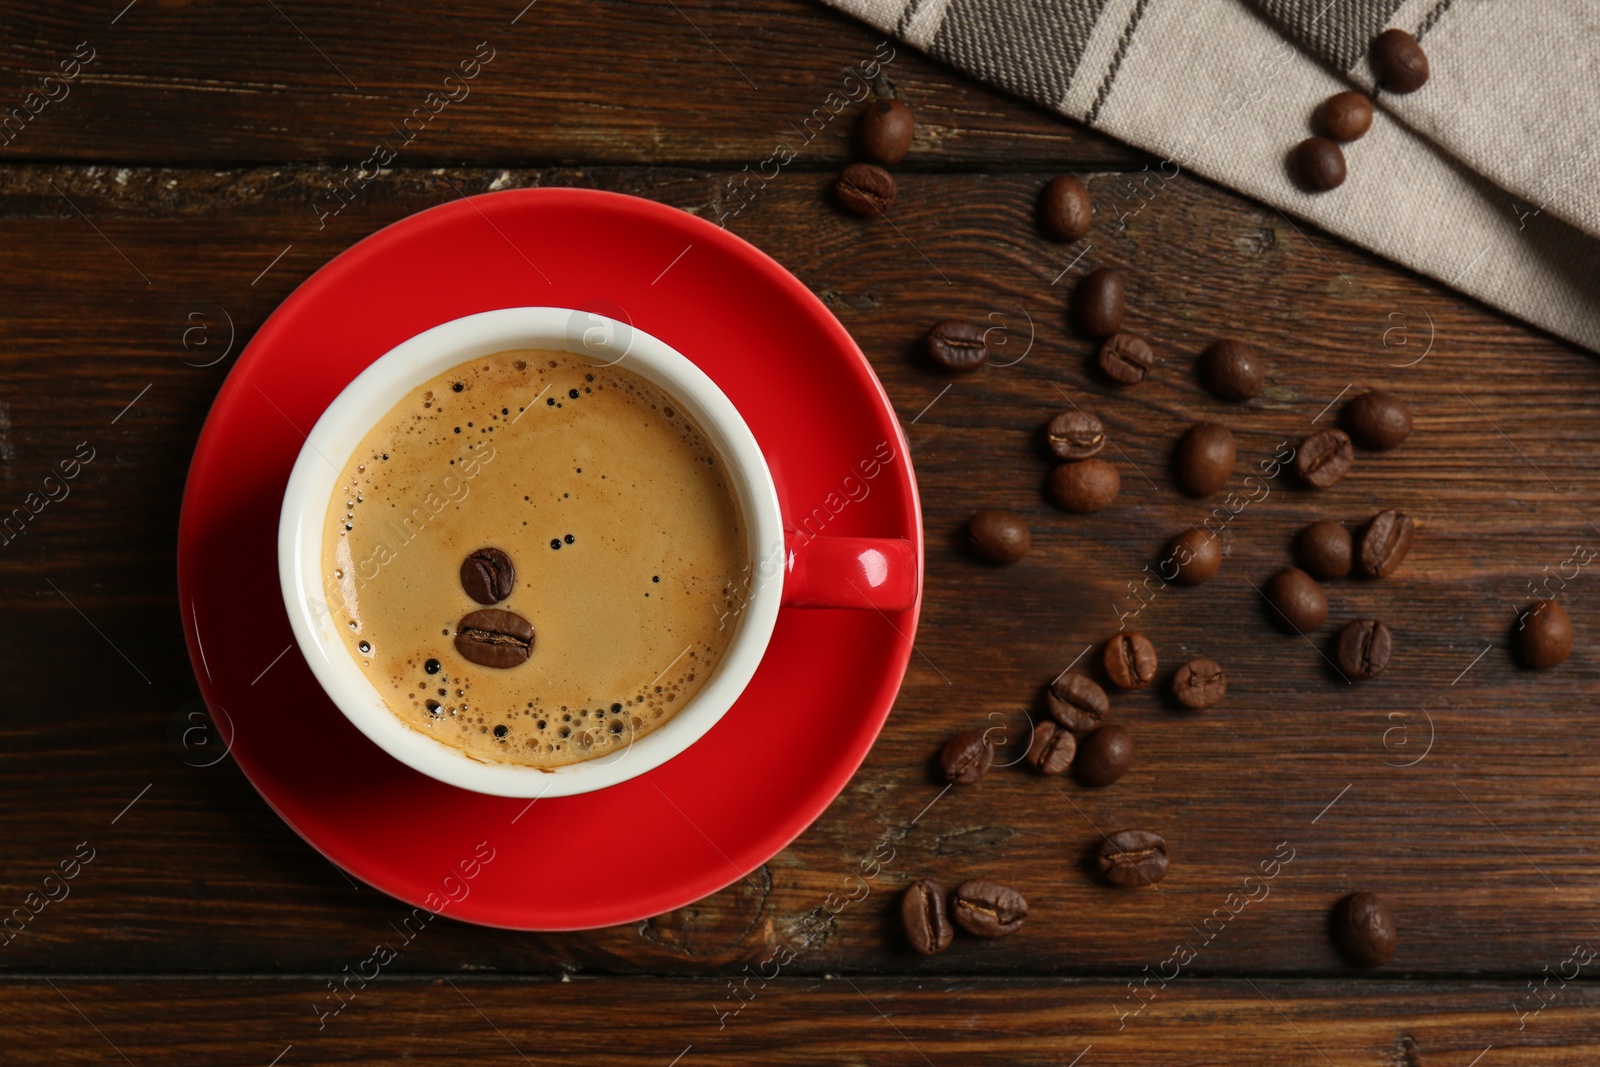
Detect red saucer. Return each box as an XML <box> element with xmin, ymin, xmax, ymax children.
<box><xmin>177</xmin><ymin>188</ymin><xmax>922</xmax><ymax>929</ymax></box>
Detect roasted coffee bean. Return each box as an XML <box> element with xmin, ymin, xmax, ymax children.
<box><xmin>1173</xmin><ymin>422</ymin><xmax>1236</xmax><ymax>497</ymax></box>
<box><xmin>1372</xmin><ymin>29</ymin><xmax>1429</xmax><ymax>93</ymax></box>
<box><xmin>940</xmin><ymin>728</ymin><xmax>995</xmax><ymax>785</ymax></box>
<box><xmin>1096</xmin><ymin>829</ymin><xmax>1168</xmax><ymax>887</ymax></box>
<box><xmin>1264</xmin><ymin>567</ymin><xmax>1327</xmax><ymax>633</ymax></box>
<box><xmin>836</xmin><ymin>162</ymin><xmax>896</xmax><ymax>216</ymax></box>
<box><xmin>1166</xmin><ymin>528</ymin><xmax>1222</xmax><ymax>586</ymax></box>
<box><xmin>1172</xmin><ymin>657</ymin><xmax>1227</xmax><ymax>709</ymax></box>
<box><xmin>1337</xmin><ymin>619</ymin><xmax>1392</xmax><ymax>680</ymax></box>
<box><xmin>1295</xmin><ymin>520</ymin><xmax>1352</xmax><ymax>580</ymax></box>
<box><xmin>1198</xmin><ymin>339</ymin><xmax>1265</xmax><ymax>400</ymax></box>
<box><xmin>1076</xmin><ymin>723</ymin><xmax>1133</xmax><ymax>787</ymax></box>
<box><xmin>1343</xmin><ymin>390</ymin><xmax>1413</xmax><ymax>451</ymax></box>
<box><xmin>926</xmin><ymin>319</ymin><xmax>989</xmax><ymax>371</ymax></box>
<box><xmin>1334</xmin><ymin>891</ymin><xmax>1397</xmax><ymax>967</ymax></box>
<box><xmin>901</xmin><ymin>878</ymin><xmax>953</xmax><ymax>955</ymax></box>
<box><xmin>968</xmin><ymin>509</ymin><xmax>1030</xmax><ymax>564</ymax></box>
<box><xmin>1045</xmin><ymin>409</ymin><xmax>1106</xmax><ymax>460</ymax></box>
<box><xmin>1073</xmin><ymin>268</ymin><xmax>1126</xmax><ymax>337</ymax></box>
<box><xmin>1103</xmin><ymin>632</ymin><xmax>1157</xmax><ymax>690</ymax></box>
<box><xmin>950</xmin><ymin>879</ymin><xmax>1028</xmax><ymax>937</ymax></box>
<box><xmin>856</xmin><ymin>98</ymin><xmax>914</xmax><ymax>165</ymax></box>
<box><xmin>460</xmin><ymin>546</ymin><xmax>516</xmax><ymax>605</ymax></box>
<box><xmin>1294</xmin><ymin>428</ymin><xmax>1355</xmax><ymax>489</ymax></box>
<box><xmin>1098</xmin><ymin>332</ymin><xmax>1155</xmax><ymax>384</ymax></box>
<box><xmin>1288</xmin><ymin>136</ymin><xmax>1347</xmax><ymax>193</ymax></box>
<box><xmin>1357</xmin><ymin>509</ymin><xmax>1415</xmax><ymax>578</ymax></box>
<box><xmin>1047</xmin><ymin>458</ymin><xmax>1120</xmax><ymax>513</ymax></box>
<box><xmin>1046</xmin><ymin>672</ymin><xmax>1110</xmax><ymax>735</ymax></box>
<box><xmin>1315</xmin><ymin>90</ymin><xmax>1374</xmax><ymax>142</ymax></box>
<box><xmin>1040</xmin><ymin>175</ymin><xmax>1092</xmax><ymax>242</ymax></box>
<box><xmin>454</xmin><ymin>608</ymin><xmax>535</xmax><ymax>668</ymax></box>
<box><xmin>1027</xmin><ymin>720</ymin><xmax>1077</xmax><ymax>775</ymax></box>
<box><xmin>1520</xmin><ymin>599</ymin><xmax>1573</xmax><ymax>669</ymax></box>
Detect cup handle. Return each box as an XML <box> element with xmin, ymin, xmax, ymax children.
<box><xmin>780</xmin><ymin>533</ymin><xmax>918</xmax><ymax>611</ymax></box>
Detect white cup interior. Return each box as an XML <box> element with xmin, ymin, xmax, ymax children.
<box><xmin>278</xmin><ymin>307</ymin><xmax>784</xmax><ymax>797</ymax></box>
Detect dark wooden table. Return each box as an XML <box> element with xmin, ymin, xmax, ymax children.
<box><xmin>4</xmin><ymin>2</ymin><xmax>1598</xmax><ymax>1063</ymax></box>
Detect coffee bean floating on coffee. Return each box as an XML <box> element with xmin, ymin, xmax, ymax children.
<box><xmin>1076</xmin><ymin>722</ymin><xmax>1133</xmax><ymax>787</ymax></box>
<box><xmin>1334</xmin><ymin>891</ymin><xmax>1397</xmax><ymax>967</ymax></box>
<box><xmin>1294</xmin><ymin>428</ymin><xmax>1355</xmax><ymax>489</ymax></box>
<box><xmin>1264</xmin><ymin>567</ymin><xmax>1327</xmax><ymax>633</ymax></box>
<box><xmin>1047</xmin><ymin>458</ymin><xmax>1120</xmax><ymax>513</ymax></box>
<box><xmin>1372</xmin><ymin>28</ymin><xmax>1429</xmax><ymax>93</ymax></box>
<box><xmin>1520</xmin><ymin>599</ymin><xmax>1573</xmax><ymax>669</ymax></box>
<box><xmin>967</xmin><ymin>509</ymin><xmax>1030</xmax><ymax>564</ymax></box>
<box><xmin>1343</xmin><ymin>389</ymin><xmax>1413</xmax><ymax>451</ymax></box>
<box><xmin>1039</xmin><ymin>175</ymin><xmax>1093</xmax><ymax>242</ymax></box>
<box><xmin>1295</xmin><ymin>519</ymin><xmax>1352</xmax><ymax>580</ymax></box>
<box><xmin>1073</xmin><ymin>267</ymin><xmax>1126</xmax><ymax>337</ymax></box>
<box><xmin>1315</xmin><ymin>91</ymin><xmax>1374</xmax><ymax>142</ymax></box>
<box><xmin>1166</xmin><ymin>528</ymin><xmax>1222</xmax><ymax>585</ymax></box>
<box><xmin>940</xmin><ymin>728</ymin><xmax>995</xmax><ymax>785</ymax></box>
<box><xmin>1357</xmin><ymin>509</ymin><xmax>1415</xmax><ymax>578</ymax></box>
<box><xmin>1046</xmin><ymin>672</ymin><xmax>1110</xmax><ymax>735</ymax></box>
<box><xmin>1098</xmin><ymin>332</ymin><xmax>1156</xmax><ymax>385</ymax></box>
<box><xmin>1026</xmin><ymin>719</ymin><xmax>1077</xmax><ymax>775</ymax></box>
<box><xmin>460</xmin><ymin>546</ymin><xmax>516</xmax><ymax>605</ymax></box>
<box><xmin>1173</xmin><ymin>422</ymin><xmax>1237</xmax><ymax>497</ymax></box>
<box><xmin>1045</xmin><ymin>409</ymin><xmax>1106</xmax><ymax>460</ymax></box>
<box><xmin>1198</xmin><ymin>339</ymin><xmax>1266</xmax><ymax>400</ymax></box>
<box><xmin>1288</xmin><ymin>136</ymin><xmax>1347</xmax><ymax>193</ymax></box>
<box><xmin>454</xmin><ymin>608</ymin><xmax>535</xmax><ymax>669</ymax></box>
<box><xmin>950</xmin><ymin>879</ymin><xmax>1028</xmax><ymax>937</ymax></box>
<box><xmin>926</xmin><ymin>319</ymin><xmax>989</xmax><ymax>371</ymax></box>
<box><xmin>1104</xmin><ymin>632</ymin><xmax>1158</xmax><ymax>689</ymax></box>
<box><xmin>1172</xmin><ymin>657</ymin><xmax>1227</xmax><ymax>709</ymax></box>
<box><xmin>856</xmin><ymin>98</ymin><xmax>914</xmax><ymax>165</ymax></box>
<box><xmin>836</xmin><ymin>162</ymin><xmax>897</xmax><ymax>216</ymax></box>
<box><xmin>1096</xmin><ymin>829</ymin><xmax>1168</xmax><ymax>887</ymax></box>
<box><xmin>1337</xmin><ymin>619</ymin><xmax>1393</xmax><ymax>680</ymax></box>
<box><xmin>901</xmin><ymin>878</ymin><xmax>953</xmax><ymax>955</ymax></box>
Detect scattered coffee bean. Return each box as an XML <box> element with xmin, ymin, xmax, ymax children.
<box><xmin>1357</xmin><ymin>509</ymin><xmax>1415</xmax><ymax>578</ymax></box>
<box><xmin>967</xmin><ymin>510</ymin><xmax>1030</xmax><ymax>564</ymax></box>
<box><xmin>1198</xmin><ymin>339</ymin><xmax>1265</xmax><ymax>400</ymax></box>
<box><xmin>1104</xmin><ymin>632</ymin><xmax>1157</xmax><ymax>690</ymax></box>
<box><xmin>1288</xmin><ymin>136</ymin><xmax>1347</xmax><ymax>193</ymax></box>
<box><xmin>950</xmin><ymin>879</ymin><xmax>1028</xmax><ymax>937</ymax></box>
<box><xmin>926</xmin><ymin>319</ymin><xmax>989</xmax><ymax>371</ymax></box>
<box><xmin>1173</xmin><ymin>422</ymin><xmax>1237</xmax><ymax>497</ymax></box>
<box><xmin>1372</xmin><ymin>28</ymin><xmax>1429</xmax><ymax>93</ymax></box>
<box><xmin>1315</xmin><ymin>90</ymin><xmax>1374</xmax><ymax>141</ymax></box>
<box><xmin>1047</xmin><ymin>458</ymin><xmax>1120</xmax><ymax>513</ymax></box>
<box><xmin>1166</xmin><ymin>528</ymin><xmax>1222</xmax><ymax>586</ymax></box>
<box><xmin>460</xmin><ymin>546</ymin><xmax>516</xmax><ymax>605</ymax></box>
<box><xmin>1343</xmin><ymin>390</ymin><xmax>1413</xmax><ymax>451</ymax></box>
<box><xmin>1027</xmin><ymin>720</ymin><xmax>1077</xmax><ymax>775</ymax></box>
<box><xmin>1294</xmin><ymin>428</ymin><xmax>1355</xmax><ymax>489</ymax></box>
<box><xmin>1096</xmin><ymin>829</ymin><xmax>1168</xmax><ymax>887</ymax></box>
<box><xmin>901</xmin><ymin>878</ymin><xmax>953</xmax><ymax>955</ymax></box>
<box><xmin>1264</xmin><ymin>567</ymin><xmax>1328</xmax><ymax>633</ymax></box>
<box><xmin>1098</xmin><ymin>332</ymin><xmax>1155</xmax><ymax>384</ymax></box>
<box><xmin>1173</xmin><ymin>657</ymin><xmax>1227</xmax><ymax>709</ymax></box>
<box><xmin>1040</xmin><ymin>175</ymin><xmax>1093</xmax><ymax>242</ymax></box>
<box><xmin>940</xmin><ymin>728</ymin><xmax>995</xmax><ymax>785</ymax></box>
<box><xmin>836</xmin><ymin>162</ymin><xmax>896</xmax><ymax>216</ymax></box>
<box><xmin>1073</xmin><ymin>268</ymin><xmax>1126</xmax><ymax>337</ymax></box>
<box><xmin>1295</xmin><ymin>520</ymin><xmax>1352</xmax><ymax>580</ymax></box>
<box><xmin>1337</xmin><ymin>619</ymin><xmax>1393</xmax><ymax>679</ymax></box>
<box><xmin>1046</xmin><ymin>672</ymin><xmax>1110</xmax><ymax>735</ymax></box>
<box><xmin>1334</xmin><ymin>891</ymin><xmax>1397</xmax><ymax>967</ymax></box>
<box><xmin>1045</xmin><ymin>409</ymin><xmax>1106</xmax><ymax>460</ymax></box>
<box><xmin>1520</xmin><ymin>599</ymin><xmax>1573</xmax><ymax>669</ymax></box>
<box><xmin>1076</xmin><ymin>723</ymin><xmax>1133</xmax><ymax>787</ymax></box>
<box><xmin>856</xmin><ymin>98</ymin><xmax>914</xmax><ymax>165</ymax></box>
<box><xmin>454</xmin><ymin>608</ymin><xmax>535</xmax><ymax>669</ymax></box>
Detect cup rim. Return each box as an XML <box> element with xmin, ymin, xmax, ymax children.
<box><xmin>277</xmin><ymin>306</ymin><xmax>784</xmax><ymax>798</ymax></box>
